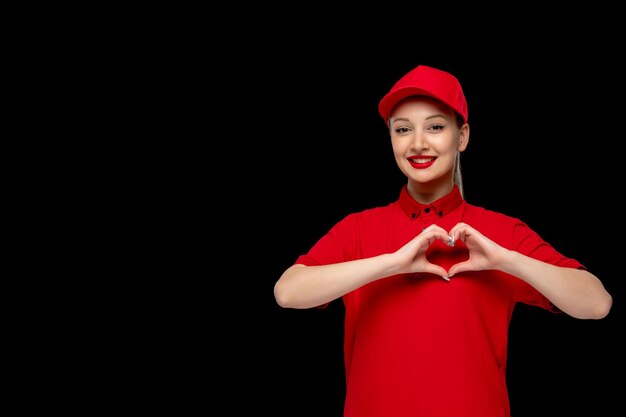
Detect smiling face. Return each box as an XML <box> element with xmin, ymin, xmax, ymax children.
<box><xmin>389</xmin><ymin>96</ymin><xmax>469</xmax><ymax>202</ymax></box>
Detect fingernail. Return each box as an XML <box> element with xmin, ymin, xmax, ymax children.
<box><xmin>441</xmin><ymin>275</ymin><xmax>450</xmax><ymax>281</ymax></box>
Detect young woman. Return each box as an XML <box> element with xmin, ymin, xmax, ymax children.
<box><xmin>273</xmin><ymin>64</ymin><xmax>612</xmax><ymax>417</ymax></box>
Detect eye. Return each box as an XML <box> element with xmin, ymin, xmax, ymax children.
<box><xmin>394</xmin><ymin>126</ymin><xmax>412</xmax><ymax>134</ymax></box>
<box><xmin>428</xmin><ymin>124</ymin><xmax>445</xmax><ymax>132</ymax></box>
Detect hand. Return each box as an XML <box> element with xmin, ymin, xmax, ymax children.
<box><xmin>393</xmin><ymin>224</ymin><xmax>451</xmax><ymax>279</ymax></box>
<box><xmin>447</xmin><ymin>222</ymin><xmax>508</xmax><ymax>277</ymax></box>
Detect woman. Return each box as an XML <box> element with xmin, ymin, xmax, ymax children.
<box><xmin>273</xmin><ymin>64</ymin><xmax>612</xmax><ymax>417</ymax></box>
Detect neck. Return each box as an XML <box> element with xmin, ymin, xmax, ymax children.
<box><xmin>406</xmin><ymin>180</ymin><xmax>455</xmax><ymax>205</ymax></box>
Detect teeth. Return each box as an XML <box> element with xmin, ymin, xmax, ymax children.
<box><xmin>412</xmin><ymin>158</ymin><xmax>433</xmax><ymax>163</ymax></box>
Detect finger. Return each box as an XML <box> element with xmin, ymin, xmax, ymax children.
<box><xmin>422</xmin><ymin>263</ymin><xmax>449</xmax><ymax>281</ymax></box>
<box><xmin>420</xmin><ymin>224</ymin><xmax>449</xmax><ymax>235</ymax></box>
<box><xmin>414</xmin><ymin>228</ymin><xmax>450</xmax><ymax>246</ymax></box>
<box><xmin>447</xmin><ymin>260</ymin><xmax>473</xmax><ymax>276</ymax></box>
<box><xmin>421</xmin><ymin>224</ymin><xmax>457</xmax><ymax>247</ymax></box>
<box><xmin>449</xmin><ymin>222</ymin><xmax>470</xmax><ymax>242</ymax></box>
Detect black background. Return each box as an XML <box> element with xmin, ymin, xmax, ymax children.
<box><xmin>25</xmin><ymin>16</ymin><xmax>625</xmax><ymax>416</ymax></box>
<box><xmin>193</xmin><ymin>41</ymin><xmax>626</xmax><ymax>415</ymax></box>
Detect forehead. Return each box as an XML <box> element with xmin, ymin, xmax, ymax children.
<box><xmin>390</xmin><ymin>96</ymin><xmax>455</xmax><ymax>120</ymax></box>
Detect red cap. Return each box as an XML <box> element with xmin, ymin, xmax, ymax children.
<box><xmin>378</xmin><ymin>65</ymin><xmax>468</xmax><ymax>124</ymax></box>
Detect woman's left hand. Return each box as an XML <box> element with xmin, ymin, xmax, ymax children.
<box><xmin>447</xmin><ymin>222</ymin><xmax>509</xmax><ymax>277</ymax></box>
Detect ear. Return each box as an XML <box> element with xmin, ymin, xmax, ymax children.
<box><xmin>458</xmin><ymin>124</ymin><xmax>470</xmax><ymax>152</ymax></box>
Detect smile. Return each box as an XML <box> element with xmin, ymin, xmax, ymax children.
<box><xmin>408</xmin><ymin>157</ymin><xmax>436</xmax><ymax>164</ymax></box>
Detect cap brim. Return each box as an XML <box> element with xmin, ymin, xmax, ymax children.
<box><xmin>379</xmin><ymin>87</ymin><xmax>466</xmax><ymax>123</ymax></box>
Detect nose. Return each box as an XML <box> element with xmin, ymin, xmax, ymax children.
<box><xmin>411</xmin><ymin>131</ymin><xmax>429</xmax><ymax>150</ymax></box>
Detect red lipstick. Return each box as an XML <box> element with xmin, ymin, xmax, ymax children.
<box><xmin>408</xmin><ymin>156</ymin><xmax>436</xmax><ymax>169</ymax></box>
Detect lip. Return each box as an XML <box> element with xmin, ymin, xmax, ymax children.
<box><xmin>407</xmin><ymin>156</ymin><xmax>436</xmax><ymax>169</ymax></box>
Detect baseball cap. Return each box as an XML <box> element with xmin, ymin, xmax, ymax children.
<box><xmin>378</xmin><ymin>65</ymin><xmax>468</xmax><ymax>124</ymax></box>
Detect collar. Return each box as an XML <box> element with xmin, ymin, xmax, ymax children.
<box><xmin>398</xmin><ymin>184</ymin><xmax>464</xmax><ymax>220</ymax></box>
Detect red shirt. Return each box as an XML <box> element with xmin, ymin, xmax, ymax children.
<box><xmin>295</xmin><ymin>185</ymin><xmax>583</xmax><ymax>417</ymax></box>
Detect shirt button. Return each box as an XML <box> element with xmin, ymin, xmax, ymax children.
<box><xmin>411</xmin><ymin>213</ymin><xmax>417</xmax><ymax>219</ymax></box>
<box><xmin>424</xmin><ymin>208</ymin><xmax>430</xmax><ymax>213</ymax></box>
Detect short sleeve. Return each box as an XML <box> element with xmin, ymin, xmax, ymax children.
<box><xmin>294</xmin><ymin>213</ymin><xmax>361</xmax><ymax>267</ymax></box>
<box><xmin>512</xmin><ymin>220</ymin><xmax>584</xmax><ymax>311</ymax></box>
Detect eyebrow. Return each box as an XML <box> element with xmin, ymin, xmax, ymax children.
<box><xmin>391</xmin><ymin>114</ymin><xmax>447</xmax><ymax>124</ymax></box>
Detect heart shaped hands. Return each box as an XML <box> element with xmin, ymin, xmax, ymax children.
<box><xmin>394</xmin><ymin>223</ymin><xmax>508</xmax><ymax>281</ymax></box>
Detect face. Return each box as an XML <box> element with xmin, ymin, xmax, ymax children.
<box><xmin>389</xmin><ymin>96</ymin><xmax>469</xmax><ymax>193</ymax></box>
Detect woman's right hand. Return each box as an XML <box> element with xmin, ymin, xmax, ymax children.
<box><xmin>392</xmin><ymin>224</ymin><xmax>452</xmax><ymax>279</ymax></box>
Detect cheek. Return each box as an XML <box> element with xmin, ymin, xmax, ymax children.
<box><xmin>390</xmin><ymin>137</ymin><xmax>408</xmax><ymax>156</ymax></box>
<box><xmin>432</xmin><ymin>138</ymin><xmax>459</xmax><ymax>154</ymax></box>
<box><xmin>392</xmin><ymin>146</ymin><xmax>408</xmax><ymax>163</ymax></box>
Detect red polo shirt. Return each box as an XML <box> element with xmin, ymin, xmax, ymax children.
<box><xmin>295</xmin><ymin>185</ymin><xmax>583</xmax><ymax>417</ymax></box>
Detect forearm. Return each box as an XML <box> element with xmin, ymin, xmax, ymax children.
<box><xmin>499</xmin><ymin>251</ymin><xmax>612</xmax><ymax>319</ymax></box>
<box><xmin>274</xmin><ymin>254</ymin><xmax>398</xmax><ymax>309</ymax></box>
